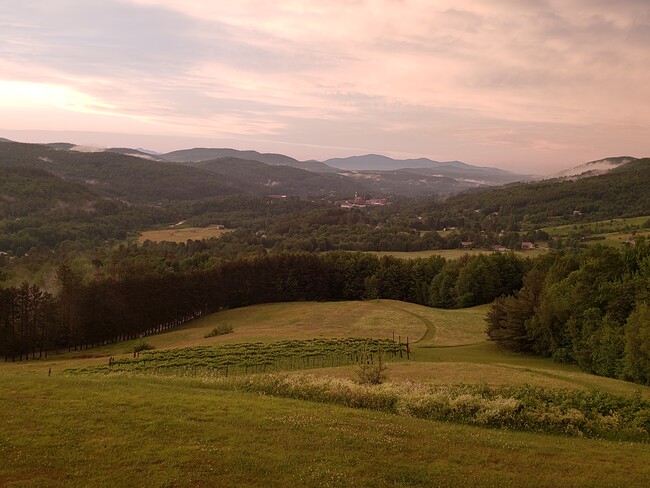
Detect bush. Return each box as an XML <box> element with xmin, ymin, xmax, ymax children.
<box><xmin>355</xmin><ymin>352</ymin><xmax>388</xmax><ymax>385</ymax></box>
<box><xmin>132</xmin><ymin>340</ymin><xmax>155</xmax><ymax>353</ymax></box>
<box><xmin>204</xmin><ymin>324</ymin><xmax>234</xmax><ymax>338</ymax></box>
<box><xmin>201</xmin><ymin>374</ymin><xmax>650</xmax><ymax>442</ymax></box>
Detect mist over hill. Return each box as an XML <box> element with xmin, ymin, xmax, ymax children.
<box><xmin>324</xmin><ymin>154</ymin><xmax>529</xmax><ymax>185</ymax></box>
<box><xmin>2</xmin><ymin>137</ymin><xmax>645</xmax><ymax>204</ymax></box>
<box><xmin>545</xmin><ymin>156</ymin><xmax>638</xmax><ymax>180</ymax></box>
<box><xmin>162</xmin><ymin>147</ymin><xmax>337</xmax><ymax>173</ymax></box>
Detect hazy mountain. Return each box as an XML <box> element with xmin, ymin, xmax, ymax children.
<box><xmin>162</xmin><ymin>147</ymin><xmax>337</xmax><ymax>173</ymax></box>
<box><xmin>436</xmin><ymin>157</ymin><xmax>650</xmax><ymax>225</ymax></box>
<box><xmin>0</xmin><ymin>141</ymin><xmax>371</xmax><ymax>202</ymax></box>
<box><xmin>0</xmin><ymin>141</ymin><xmax>245</xmax><ymax>202</ymax></box>
<box><xmin>44</xmin><ymin>142</ymin><xmax>76</xmax><ymax>150</ymax></box>
<box><xmin>0</xmin><ymin>137</ymin><xmax>14</xmax><ymax>143</ymax></box>
<box><xmin>546</xmin><ymin>156</ymin><xmax>638</xmax><ymax>180</ymax></box>
<box><xmin>189</xmin><ymin>157</ymin><xmax>372</xmax><ymax>197</ymax></box>
<box><xmin>337</xmin><ymin>169</ymin><xmax>470</xmax><ymax>196</ymax></box>
<box><xmin>0</xmin><ymin>166</ymin><xmax>101</xmax><ymax>219</ymax></box>
<box><xmin>324</xmin><ymin>154</ymin><xmax>528</xmax><ymax>185</ymax></box>
<box><xmin>324</xmin><ymin>154</ymin><xmax>460</xmax><ymax>171</ymax></box>
<box><xmin>106</xmin><ymin>147</ymin><xmax>166</xmax><ymax>161</ymax></box>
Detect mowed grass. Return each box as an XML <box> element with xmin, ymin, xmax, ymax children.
<box><xmin>5</xmin><ymin>300</ymin><xmax>650</xmax><ymax>485</ymax></box>
<box><xmin>5</xmin><ymin>300</ymin><xmax>650</xmax><ymax>399</ymax></box>
<box><xmin>3</xmin><ymin>373</ymin><xmax>650</xmax><ymax>488</ymax></box>
<box><xmin>138</xmin><ymin>226</ymin><xmax>232</xmax><ymax>243</ymax></box>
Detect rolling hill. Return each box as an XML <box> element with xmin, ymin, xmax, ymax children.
<box><xmin>162</xmin><ymin>147</ymin><xmax>337</xmax><ymax>173</ymax></box>
<box><xmin>546</xmin><ymin>156</ymin><xmax>638</xmax><ymax>180</ymax></box>
<box><xmin>325</xmin><ymin>154</ymin><xmax>529</xmax><ymax>185</ymax></box>
<box><xmin>424</xmin><ymin>157</ymin><xmax>650</xmax><ymax>227</ymax></box>
<box><xmin>0</xmin><ymin>141</ymin><xmax>245</xmax><ymax>202</ymax></box>
<box><xmin>5</xmin><ymin>300</ymin><xmax>650</xmax><ymax>486</ymax></box>
<box><xmin>0</xmin><ymin>166</ymin><xmax>101</xmax><ymax>219</ymax></box>
<box><xmin>189</xmin><ymin>157</ymin><xmax>372</xmax><ymax>197</ymax></box>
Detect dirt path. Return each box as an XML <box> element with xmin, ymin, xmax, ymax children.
<box><xmin>379</xmin><ymin>303</ymin><xmax>436</xmax><ymax>345</ymax></box>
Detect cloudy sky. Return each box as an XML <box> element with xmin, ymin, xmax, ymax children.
<box><xmin>1</xmin><ymin>0</ymin><xmax>649</xmax><ymax>173</ymax></box>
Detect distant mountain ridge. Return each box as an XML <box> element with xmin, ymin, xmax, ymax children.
<box><xmin>186</xmin><ymin>157</ymin><xmax>373</xmax><ymax>197</ymax></box>
<box><xmin>324</xmin><ymin>154</ymin><xmax>468</xmax><ymax>171</ymax></box>
<box><xmin>5</xmin><ymin>136</ymin><xmax>642</xmax><ymax>200</ymax></box>
<box><xmin>162</xmin><ymin>147</ymin><xmax>337</xmax><ymax>173</ymax></box>
<box><xmin>546</xmin><ymin>157</ymin><xmax>638</xmax><ymax>180</ymax></box>
<box><xmin>325</xmin><ymin>154</ymin><xmax>529</xmax><ymax>186</ymax></box>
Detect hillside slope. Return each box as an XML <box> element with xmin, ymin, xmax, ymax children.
<box><xmin>189</xmin><ymin>157</ymin><xmax>373</xmax><ymax>197</ymax></box>
<box><xmin>0</xmin><ymin>141</ymin><xmax>247</xmax><ymax>202</ymax></box>
<box><xmin>163</xmin><ymin>147</ymin><xmax>337</xmax><ymax>173</ymax></box>
<box><xmin>0</xmin><ymin>167</ymin><xmax>100</xmax><ymax>219</ymax></box>
<box><xmin>427</xmin><ymin>158</ymin><xmax>650</xmax><ymax>226</ymax></box>
<box><xmin>325</xmin><ymin>154</ymin><xmax>529</xmax><ymax>185</ymax></box>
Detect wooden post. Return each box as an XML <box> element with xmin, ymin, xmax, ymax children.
<box><xmin>406</xmin><ymin>337</ymin><xmax>410</xmax><ymax>360</ymax></box>
<box><xmin>399</xmin><ymin>336</ymin><xmax>402</xmax><ymax>358</ymax></box>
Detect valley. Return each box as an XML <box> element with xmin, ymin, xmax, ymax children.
<box><xmin>1</xmin><ymin>138</ymin><xmax>650</xmax><ymax>487</ymax></box>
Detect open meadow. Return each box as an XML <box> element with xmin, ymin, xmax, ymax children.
<box><xmin>541</xmin><ymin>215</ymin><xmax>650</xmax><ymax>248</ymax></box>
<box><xmin>3</xmin><ymin>300</ymin><xmax>650</xmax><ymax>487</ymax></box>
<box><xmin>138</xmin><ymin>226</ymin><xmax>232</xmax><ymax>244</ymax></box>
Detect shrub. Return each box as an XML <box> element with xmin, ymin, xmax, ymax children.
<box><xmin>132</xmin><ymin>340</ymin><xmax>155</xmax><ymax>353</ymax></box>
<box><xmin>199</xmin><ymin>374</ymin><xmax>650</xmax><ymax>442</ymax></box>
<box><xmin>355</xmin><ymin>352</ymin><xmax>388</xmax><ymax>385</ymax></box>
<box><xmin>204</xmin><ymin>324</ymin><xmax>234</xmax><ymax>338</ymax></box>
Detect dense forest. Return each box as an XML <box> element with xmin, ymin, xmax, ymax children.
<box><xmin>1</xmin><ymin>251</ymin><xmax>527</xmax><ymax>361</ymax></box>
<box><xmin>415</xmin><ymin>158</ymin><xmax>650</xmax><ymax>228</ymax></box>
<box><xmin>487</xmin><ymin>239</ymin><xmax>650</xmax><ymax>384</ymax></box>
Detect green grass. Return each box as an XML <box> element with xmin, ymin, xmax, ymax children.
<box><xmin>69</xmin><ymin>338</ymin><xmax>401</xmax><ymax>376</ymax></box>
<box><xmin>5</xmin><ymin>300</ymin><xmax>649</xmax><ymax>398</ymax></box>
<box><xmin>542</xmin><ymin>215</ymin><xmax>650</xmax><ymax>236</ymax></box>
<box><xmin>138</xmin><ymin>225</ymin><xmax>232</xmax><ymax>243</ymax></box>
<box><xmin>5</xmin><ymin>299</ymin><xmax>650</xmax><ymax>486</ymax></box>
<box><xmin>3</xmin><ymin>374</ymin><xmax>650</xmax><ymax>487</ymax></box>
<box><xmin>27</xmin><ymin>301</ymin><xmax>427</xmax><ymax>364</ymax></box>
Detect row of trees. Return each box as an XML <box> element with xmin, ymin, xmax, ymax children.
<box><xmin>1</xmin><ymin>251</ymin><xmax>528</xmax><ymax>361</ymax></box>
<box><xmin>487</xmin><ymin>239</ymin><xmax>650</xmax><ymax>384</ymax></box>
<box><xmin>0</xmin><ymin>283</ymin><xmax>56</xmax><ymax>361</ymax></box>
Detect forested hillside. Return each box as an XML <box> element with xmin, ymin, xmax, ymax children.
<box><xmin>0</xmin><ymin>142</ymin><xmax>244</xmax><ymax>202</ymax></box>
<box><xmin>0</xmin><ymin>167</ymin><xmax>98</xmax><ymax>219</ymax></box>
<box><xmin>487</xmin><ymin>239</ymin><xmax>650</xmax><ymax>384</ymax></box>
<box><xmin>416</xmin><ymin>158</ymin><xmax>650</xmax><ymax>228</ymax></box>
<box><xmin>188</xmin><ymin>157</ymin><xmax>372</xmax><ymax>197</ymax></box>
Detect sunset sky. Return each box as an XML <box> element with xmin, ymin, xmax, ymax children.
<box><xmin>1</xmin><ymin>0</ymin><xmax>649</xmax><ymax>173</ymax></box>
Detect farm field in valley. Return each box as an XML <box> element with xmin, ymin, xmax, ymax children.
<box><xmin>542</xmin><ymin>215</ymin><xmax>650</xmax><ymax>247</ymax></box>
<box><xmin>542</xmin><ymin>215</ymin><xmax>650</xmax><ymax>237</ymax></box>
<box><xmin>138</xmin><ymin>225</ymin><xmax>231</xmax><ymax>243</ymax></box>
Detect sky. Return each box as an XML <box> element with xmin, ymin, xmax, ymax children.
<box><xmin>1</xmin><ymin>0</ymin><xmax>649</xmax><ymax>174</ymax></box>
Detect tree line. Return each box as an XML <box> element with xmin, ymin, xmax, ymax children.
<box><xmin>487</xmin><ymin>239</ymin><xmax>650</xmax><ymax>384</ymax></box>
<box><xmin>1</xmin><ymin>251</ymin><xmax>528</xmax><ymax>361</ymax></box>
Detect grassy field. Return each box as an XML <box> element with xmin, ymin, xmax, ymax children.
<box><xmin>367</xmin><ymin>248</ymin><xmax>548</xmax><ymax>260</ymax></box>
<box><xmin>4</xmin><ymin>374</ymin><xmax>650</xmax><ymax>487</ymax></box>
<box><xmin>542</xmin><ymin>215</ymin><xmax>650</xmax><ymax>237</ymax></box>
<box><xmin>138</xmin><ymin>226</ymin><xmax>231</xmax><ymax>243</ymax></box>
<box><xmin>4</xmin><ymin>299</ymin><xmax>650</xmax><ymax>486</ymax></box>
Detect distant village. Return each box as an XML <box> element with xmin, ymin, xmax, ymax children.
<box><xmin>336</xmin><ymin>193</ymin><xmax>390</xmax><ymax>209</ymax></box>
